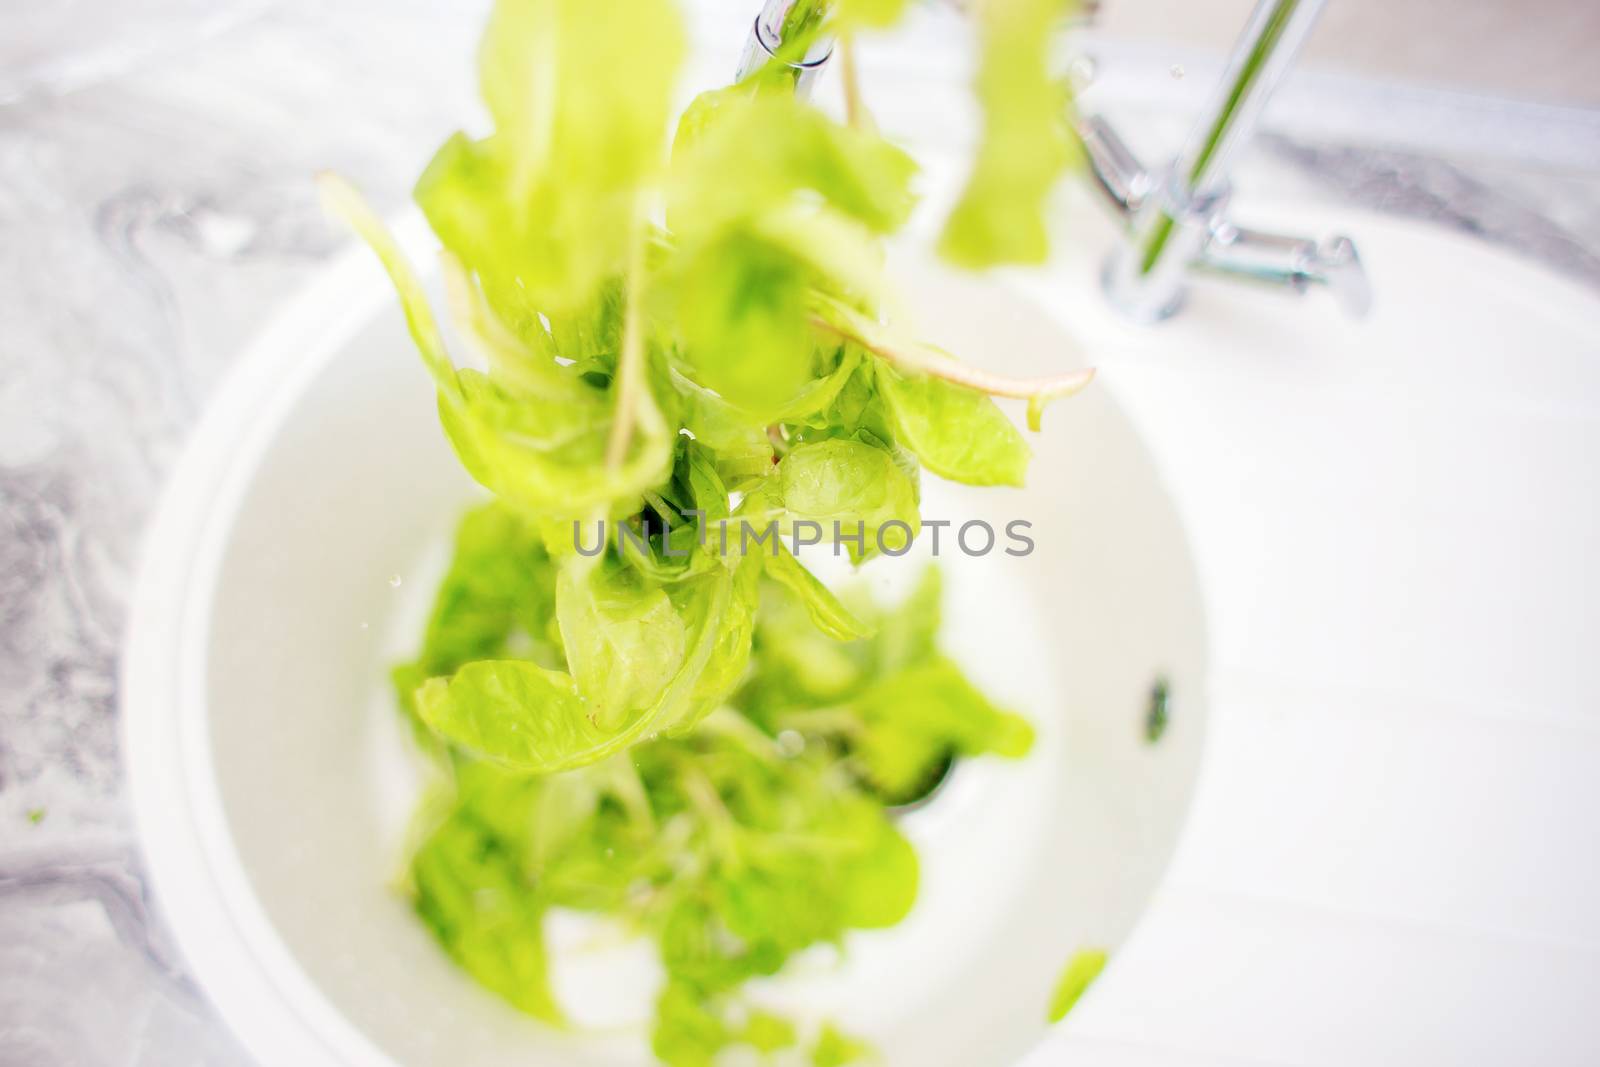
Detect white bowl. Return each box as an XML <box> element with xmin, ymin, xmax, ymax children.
<box><xmin>122</xmin><ymin>213</ymin><xmax>1210</xmax><ymax>1066</ymax></box>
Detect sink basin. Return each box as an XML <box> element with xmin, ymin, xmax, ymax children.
<box><xmin>122</xmin><ymin>213</ymin><xmax>1212</xmax><ymax>1066</ymax></box>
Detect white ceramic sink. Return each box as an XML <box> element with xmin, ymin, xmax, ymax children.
<box><xmin>122</xmin><ymin>106</ymin><xmax>1600</xmax><ymax>1059</ymax></box>
<box><xmin>122</xmin><ymin>211</ymin><xmax>1213</xmax><ymax>1066</ymax></box>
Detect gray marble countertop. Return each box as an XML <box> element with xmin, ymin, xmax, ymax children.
<box><xmin>2</xmin><ymin>3</ymin><xmax>1596</xmax><ymax>1064</ymax></box>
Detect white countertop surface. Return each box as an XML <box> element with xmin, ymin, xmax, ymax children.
<box><xmin>3</xmin><ymin>1</ymin><xmax>1598</xmax><ymax>1063</ymax></box>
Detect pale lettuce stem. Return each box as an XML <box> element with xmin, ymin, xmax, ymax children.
<box><xmin>700</xmin><ymin>707</ymin><xmax>787</xmax><ymax>763</ymax></box>
<box><xmin>810</xmin><ymin>308</ymin><xmax>1096</xmax><ymax>405</ymax></box>
<box><xmin>677</xmin><ymin>761</ymin><xmax>743</xmax><ymax>868</ymax></box>
<box><xmin>600</xmin><ymin>750</ymin><xmax>657</xmax><ymax>835</ymax></box>
<box><xmin>839</xmin><ymin>33</ymin><xmax>866</xmax><ymax>130</ymax></box>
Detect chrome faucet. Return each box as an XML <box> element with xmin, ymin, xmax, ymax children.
<box><xmin>1084</xmin><ymin>0</ymin><xmax>1371</xmax><ymax>321</ymax></box>
<box><xmin>736</xmin><ymin>0</ymin><xmax>1370</xmax><ymax>323</ymax></box>
<box><xmin>735</xmin><ymin>0</ymin><xmax>835</xmax><ymax>97</ymax></box>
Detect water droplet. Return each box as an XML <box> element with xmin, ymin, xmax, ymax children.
<box><xmin>359</xmin><ymin>621</ymin><xmax>369</xmax><ymax>631</ymax></box>
<box><xmin>776</xmin><ymin>729</ymin><xmax>805</xmax><ymax>757</ymax></box>
<box><xmin>388</xmin><ymin>574</ymin><xmax>403</xmax><ymax>588</ymax></box>
<box><xmin>1169</xmin><ymin>63</ymin><xmax>1185</xmax><ymax>79</ymax></box>
<box><xmin>192</xmin><ymin>208</ymin><xmax>258</xmax><ymax>258</ymax></box>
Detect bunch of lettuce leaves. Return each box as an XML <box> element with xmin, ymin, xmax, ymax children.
<box><xmin>322</xmin><ymin>0</ymin><xmax>1088</xmax><ymax>781</ymax></box>
<box><xmin>322</xmin><ymin>0</ymin><xmax>1087</xmax><ymax>1061</ymax></box>
<box><xmin>400</xmin><ymin>503</ymin><xmax>1032</xmax><ymax>1064</ymax></box>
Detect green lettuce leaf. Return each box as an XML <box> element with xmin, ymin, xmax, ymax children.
<box><xmin>316</xmin><ymin>173</ymin><xmax>457</xmax><ymax>393</ymax></box>
<box><xmin>418</xmin><ymin>559</ymin><xmax>740</xmax><ymax>772</ymax></box>
<box><xmin>392</xmin><ymin>502</ymin><xmax>561</xmax><ymax>743</ymax></box>
<box><xmin>437</xmin><ymin>370</ymin><xmax>674</xmax><ymax>524</ymax></box>
<box><xmin>833</xmin><ymin>800</ymin><xmax>919</xmax><ymax>927</ymax></box>
<box><xmin>850</xmin><ymin>655</ymin><xmax>1035</xmax><ymax>798</ymax></box>
<box><xmin>412</xmin><ymin>801</ymin><xmax>562</xmax><ymax>1023</ymax></box>
<box><xmin>670</xmin><ymin>228</ymin><xmax>820</xmax><ymax>413</ymax></box>
<box><xmin>418</xmin><ymin>0</ymin><xmax>685</xmax><ymax>315</ymax></box>
<box><xmin>652</xmin><ymin>979</ymin><xmax>730</xmax><ymax>1067</ymax></box>
<box><xmin>777</xmin><ymin>437</ymin><xmax>920</xmax><ymax>559</ymax></box>
<box><xmin>1048</xmin><ymin>948</ymin><xmax>1109</xmax><ymax>1022</ymax></box>
<box><xmin>877</xmin><ymin>362</ymin><xmax>1030</xmax><ymax>486</ymax></box>
<box><xmin>811</xmin><ymin>1023</ymin><xmax>873</xmax><ymax>1067</ymax></box>
<box><xmin>670</xmin><ymin>90</ymin><xmax>916</xmax><ymax>238</ymax></box>
<box><xmin>662</xmin><ymin>87</ymin><xmax>914</xmax><ymax>415</ymax></box>
<box><xmin>321</xmin><ymin>173</ymin><xmax>675</xmax><ymax>526</ymax></box>
<box><xmin>939</xmin><ymin>0</ymin><xmax>1076</xmax><ymax>267</ymax></box>
<box><xmin>763</xmin><ymin>543</ymin><xmax>874</xmax><ymax>641</ymax></box>
<box><xmin>741</xmin><ymin>1010</ymin><xmax>798</xmax><ymax>1054</ymax></box>
<box><xmin>556</xmin><ymin>561</ymin><xmax>687</xmax><ymax>731</ymax></box>
<box><xmin>830</xmin><ymin>0</ymin><xmax>913</xmax><ymax>31</ymax></box>
<box><xmin>415</xmin><ymin>661</ymin><xmax>591</xmax><ymax>772</ymax></box>
<box><xmin>664</xmin><ymin>556</ymin><xmax>761</xmax><ymax>735</ymax></box>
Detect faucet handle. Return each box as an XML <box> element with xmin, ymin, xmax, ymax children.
<box><xmin>1198</xmin><ymin>220</ymin><xmax>1372</xmax><ymax>318</ymax></box>
<box><xmin>1313</xmin><ymin>234</ymin><xmax>1372</xmax><ymax>317</ymax></box>
<box><xmin>1076</xmin><ymin>114</ymin><xmax>1153</xmax><ymax>216</ymax></box>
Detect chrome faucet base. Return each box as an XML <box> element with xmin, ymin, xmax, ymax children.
<box><xmin>1102</xmin><ymin>170</ymin><xmax>1232</xmax><ymax>323</ymax></box>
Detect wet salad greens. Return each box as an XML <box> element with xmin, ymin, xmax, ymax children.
<box><xmin>324</xmin><ymin>0</ymin><xmax>1083</xmax><ymax>1062</ymax></box>
<box><xmin>402</xmin><ymin>509</ymin><xmax>1031</xmax><ymax>1062</ymax></box>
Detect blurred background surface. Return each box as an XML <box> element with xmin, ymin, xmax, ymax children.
<box><xmin>1100</xmin><ymin>0</ymin><xmax>1600</xmax><ymax>106</ymax></box>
